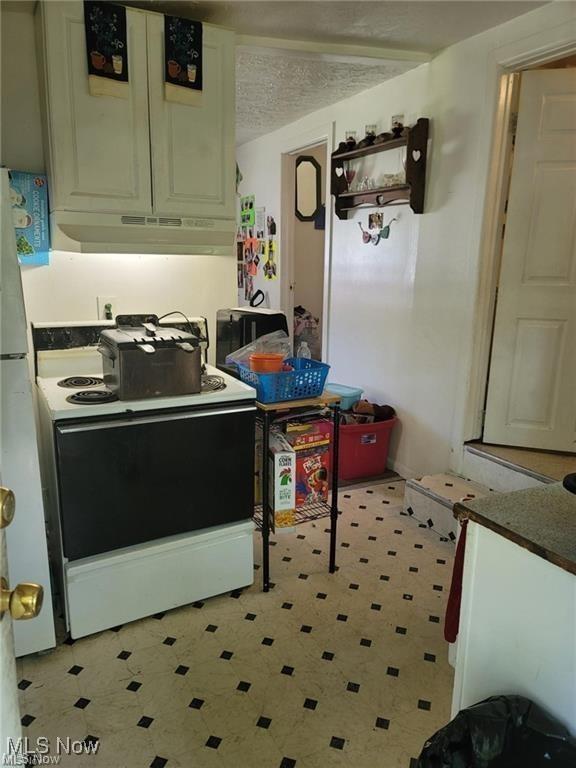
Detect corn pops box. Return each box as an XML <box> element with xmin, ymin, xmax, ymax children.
<box><xmin>268</xmin><ymin>432</ymin><xmax>295</xmax><ymax>528</ymax></box>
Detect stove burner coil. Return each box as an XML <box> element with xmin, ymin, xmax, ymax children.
<box><xmin>58</xmin><ymin>376</ymin><xmax>104</xmax><ymax>389</ymax></box>
<box><xmin>66</xmin><ymin>389</ymin><xmax>118</xmax><ymax>405</ymax></box>
<box><xmin>201</xmin><ymin>375</ymin><xmax>227</xmax><ymax>393</ymax></box>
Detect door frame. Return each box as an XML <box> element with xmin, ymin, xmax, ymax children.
<box><xmin>280</xmin><ymin>121</ymin><xmax>335</xmax><ymax>361</ymax></box>
<box><xmin>462</xmin><ymin>31</ymin><xmax>576</xmax><ymax>449</ymax></box>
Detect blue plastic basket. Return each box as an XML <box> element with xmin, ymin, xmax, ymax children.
<box><xmin>238</xmin><ymin>357</ymin><xmax>330</xmax><ymax>403</ymax></box>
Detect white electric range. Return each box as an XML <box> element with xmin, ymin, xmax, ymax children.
<box><xmin>37</xmin><ymin>364</ymin><xmax>255</xmax><ymax>420</ymax></box>
<box><xmin>33</xmin><ymin>319</ymin><xmax>257</xmax><ymax>639</ymax></box>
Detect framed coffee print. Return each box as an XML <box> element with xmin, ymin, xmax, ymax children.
<box><xmin>164</xmin><ymin>16</ymin><xmax>203</xmax><ymax>106</ymax></box>
<box><xmin>84</xmin><ymin>1</ymin><xmax>129</xmax><ymax>98</ymax></box>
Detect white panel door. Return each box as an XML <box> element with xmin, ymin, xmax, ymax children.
<box><xmin>146</xmin><ymin>16</ymin><xmax>235</xmax><ymax>220</ymax></box>
<box><xmin>484</xmin><ymin>69</ymin><xmax>576</xmax><ymax>451</ymax></box>
<box><xmin>0</xmin><ymin>496</ymin><xmax>20</xmax><ymax>767</ymax></box>
<box><xmin>38</xmin><ymin>1</ymin><xmax>152</xmax><ymax>214</ymax></box>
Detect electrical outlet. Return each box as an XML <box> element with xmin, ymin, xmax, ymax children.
<box><xmin>391</xmin><ymin>113</ymin><xmax>405</xmax><ymax>130</ymax></box>
<box><xmin>97</xmin><ymin>296</ymin><xmax>116</xmax><ymax>320</ymax></box>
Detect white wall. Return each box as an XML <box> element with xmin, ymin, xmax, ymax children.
<box><xmin>21</xmin><ymin>252</ymin><xmax>234</xmax><ymax>362</ymax></box>
<box><xmin>1</xmin><ymin>8</ymin><xmax>236</xmax><ymax>361</ymax></box>
<box><xmin>237</xmin><ymin>2</ymin><xmax>576</xmax><ymax>479</ymax></box>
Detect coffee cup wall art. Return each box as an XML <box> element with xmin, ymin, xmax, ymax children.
<box><xmin>164</xmin><ymin>15</ymin><xmax>203</xmax><ymax>92</ymax></box>
<box><xmin>84</xmin><ymin>1</ymin><xmax>128</xmax><ymax>83</ymax></box>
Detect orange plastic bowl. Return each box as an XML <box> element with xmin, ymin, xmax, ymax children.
<box><xmin>249</xmin><ymin>353</ymin><xmax>285</xmax><ymax>373</ymax></box>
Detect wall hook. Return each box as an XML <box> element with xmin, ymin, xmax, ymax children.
<box><xmin>380</xmin><ymin>217</ymin><xmax>397</xmax><ymax>240</ymax></box>
<box><xmin>359</xmin><ymin>216</ymin><xmax>397</xmax><ymax>245</ymax></box>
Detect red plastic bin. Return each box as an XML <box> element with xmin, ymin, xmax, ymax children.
<box><xmin>337</xmin><ymin>417</ymin><xmax>397</xmax><ymax>481</ymax></box>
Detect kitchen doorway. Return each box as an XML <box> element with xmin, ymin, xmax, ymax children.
<box><xmin>469</xmin><ymin>55</ymin><xmax>576</xmax><ymax>457</ymax></box>
<box><xmin>281</xmin><ymin>132</ymin><xmax>333</xmax><ymax>363</ymax></box>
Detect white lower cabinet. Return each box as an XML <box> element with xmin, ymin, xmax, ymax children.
<box><xmin>37</xmin><ymin>1</ymin><xmax>235</xmax><ymax>238</ymax></box>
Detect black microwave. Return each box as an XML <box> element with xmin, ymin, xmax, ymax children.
<box><xmin>216</xmin><ymin>308</ymin><xmax>289</xmax><ymax>374</ymax></box>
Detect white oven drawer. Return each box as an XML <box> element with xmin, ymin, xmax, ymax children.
<box><xmin>64</xmin><ymin>520</ymin><xmax>254</xmax><ymax>638</ymax></box>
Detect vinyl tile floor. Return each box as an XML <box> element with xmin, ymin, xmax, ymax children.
<box><xmin>17</xmin><ymin>481</ymin><xmax>455</xmax><ymax>768</ymax></box>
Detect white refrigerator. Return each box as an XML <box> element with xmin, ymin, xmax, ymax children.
<box><xmin>0</xmin><ymin>168</ymin><xmax>55</xmax><ymax>655</ymax></box>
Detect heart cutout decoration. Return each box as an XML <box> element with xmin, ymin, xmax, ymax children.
<box><xmin>412</xmin><ymin>149</ymin><xmax>421</xmax><ymax>162</ymax></box>
<box><xmin>335</xmin><ymin>167</ymin><xmax>344</xmax><ymax>177</ymax></box>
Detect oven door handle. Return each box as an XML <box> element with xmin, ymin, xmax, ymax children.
<box><xmin>56</xmin><ymin>405</ymin><xmax>256</xmax><ymax>433</ymax></box>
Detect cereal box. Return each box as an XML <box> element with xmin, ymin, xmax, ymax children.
<box><xmin>9</xmin><ymin>171</ymin><xmax>50</xmax><ymax>266</ymax></box>
<box><xmin>285</xmin><ymin>420</ymin><xmax>332</xmax><ymax>508</ymax></box>
<box><xmin>268</xmin><ymin>432</ymin><xmax>295</xmax><ymax>528</ymax></box>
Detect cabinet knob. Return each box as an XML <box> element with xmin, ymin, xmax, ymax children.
<box><xmin>0</xmin><ymin>579</ymin><xmax>44</xmax><ymax>620</ymax></box>
<box><xmin>0</xmin><ymin>487</ymin><xmax>15</xmax><ymax>529</ymax></box>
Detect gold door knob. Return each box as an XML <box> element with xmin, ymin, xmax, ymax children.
<box><xmin>0</xmin><ymin>487</ymin><xmax>15</xmax><ymax>529</ymax></box>
<box><xmin>0</xmin><ymin>578</ymin><xmax>44</xmax><ymax>620</ymax></box>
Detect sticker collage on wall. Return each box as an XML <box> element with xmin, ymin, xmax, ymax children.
<box><xmin>237</xmin><ymin>195</ymin><xmax>277</xmax><ymax>302</ymax></box>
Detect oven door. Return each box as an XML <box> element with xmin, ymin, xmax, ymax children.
<box><xmin>55</xmin><ymin>403</ymin><xmax>256</xmax><ymax>560</ymax></box>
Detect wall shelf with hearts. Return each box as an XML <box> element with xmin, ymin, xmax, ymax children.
<box><xmin>331</xmin><ymin>117</ymin><xmax>429</xmax><ymax>219</ymax></box>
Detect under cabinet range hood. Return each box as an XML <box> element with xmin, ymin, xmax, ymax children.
<box><xmin>50</xmin><ymin>211</ymin><xmax>236</xmax><ymax>256</ymax></box>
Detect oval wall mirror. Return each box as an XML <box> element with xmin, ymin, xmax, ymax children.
<box><xmin>295</xmin><ymin>155</ymin><xmax>321</xmax><ymax>221</ymax></box>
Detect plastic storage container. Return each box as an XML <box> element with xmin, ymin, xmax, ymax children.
<box><xmin>325</xmin><ymin>383</ymin><xmax>363</xmax><ymax>411</ymax></box>
<box><xmin>338</xmin><ymin>417</ymin><xmax>397</xmax><ymax>481</ymax></box>
<box><xmin>238</xmin><ymin>357</ymin><xmax>330</xmax><ymax>404</ymax></box>
<box><xmin>249</xmin><ymin>353</ymin><xmax>284</xmax><ymax>373</ymax></box>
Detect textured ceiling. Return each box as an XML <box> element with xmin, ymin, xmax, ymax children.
<box><xmin>122</xmin><ymin>0</ymin><xmax>545</xmax><ymax>144</ymax></box>
<box><xmin>127</xmin><ymin>1</ymin><xmax>545</xmax><ymax>52</ymax></box>
<box><xmin>236</xmin><ymin>51</ymin><xmax>415</xmax><ymax>144</ymax></box>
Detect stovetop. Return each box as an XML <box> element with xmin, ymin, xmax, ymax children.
<box><xmin>58</xmin><ymin>376</ymin><xmax>104</xmax><ymax>389</ymax></box>
<box><xmin>66</xmin><ymin>389</ymin><xmax>119</xmax><ymax>405</ymax></box>
<box><xmin>38</xmin><ymin>364</ymin><xmax>255</xmax><ymax>421</ymax></box>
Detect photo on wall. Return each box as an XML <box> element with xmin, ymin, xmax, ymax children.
<box><xmin>255</xmin><ymin>207</ymin><xmax>266</xmax><ymax>239</ymax></box>
<box><xmin>263</xmin><ymin>238</ymin><xmax>277</xmax><ymax>280</ymax></box>
<box><xmin>241</xmin><ymin>195</ymin><xmax>255</xmax><ymax>227</ymax></box>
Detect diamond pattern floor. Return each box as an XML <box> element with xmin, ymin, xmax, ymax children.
<box><xmin>17</xmin><ymin>481</ymin><xmax>455</xmax><ymax>767</ymax></box>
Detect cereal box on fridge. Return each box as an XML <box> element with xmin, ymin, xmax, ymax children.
<box><xmin>9</xmin><ymin>171</ymin><xmax>50</xmax><ymax>266</ymax></box>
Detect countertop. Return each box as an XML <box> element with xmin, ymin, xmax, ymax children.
<box><xmin>454</xmin><ymin>483</ymin><xmax>576</xmax><ymax>576</ymax></box>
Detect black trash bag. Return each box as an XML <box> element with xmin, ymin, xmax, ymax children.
<box><xmin>416</xmin><ymin>695</ymin><xmax>576</xmax><ymax>768</ymax></box>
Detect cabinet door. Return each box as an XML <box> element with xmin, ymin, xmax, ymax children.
<box><xmin>146</xmin><ymin>16</ymin><xmax>236</xmax><ymax>220</ymax></box>
<box><xmin>38</xmin><ymin>1</ymin><xmax>152</xmax><ymax>214</ymax></box>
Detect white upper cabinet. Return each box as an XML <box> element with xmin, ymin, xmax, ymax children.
<box><xmin>37</xmin><ymin>2</ymin><xmax>152</xmax><ymax>215</ymax></box>
<box><xmin>147</xmin><ymin>16</ymin><xmax>236</xmax><ymax>220</ymax></box>
<box><xmin>37</xmin><ymin>2</ymin><xmax>235</xmax><ymax>224</ymax></box>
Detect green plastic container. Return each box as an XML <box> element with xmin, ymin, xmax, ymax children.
<box><xmin>325</xmin><ymin>383</ymin><xmax>363</xmax><ymax>411</ymax></box>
